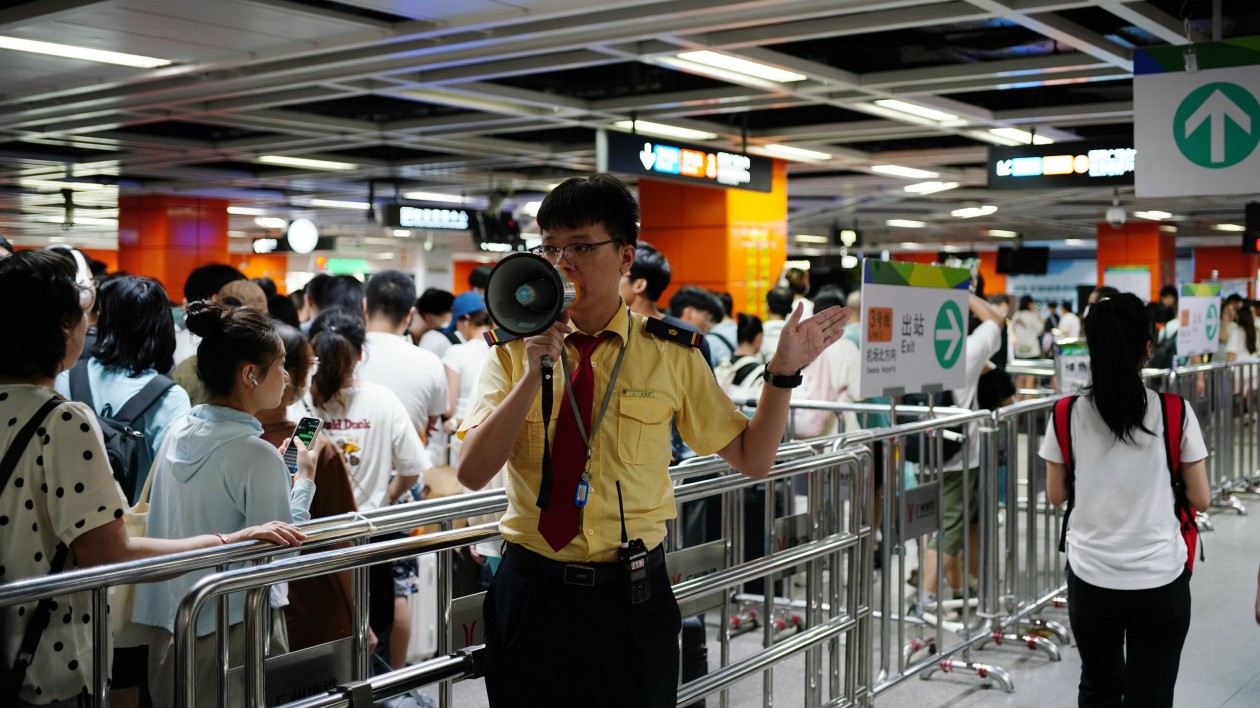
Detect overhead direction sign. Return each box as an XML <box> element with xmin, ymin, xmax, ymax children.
<box><xmin>597</xmin><ymin>129</ymin><xmax>773</xmax><ymax>193</ymax></box>
<box><xmin>859</xmin><ymin>260</ymin><xmax>970</xmax><ymax>397</ymax></box>
<box><xmin>987</xmin><ymin>140</ymin><xmax>1136</xmax><ymax>189</ymax></box>
<box><xmin>1177</xmin><ymin>283</ymin><xmax>1223</xmax><ymax>358</ymax></box>
<box><xmin>1135</xmin><ymin>38</ymin><xmax>1260</xmax><ymax>197</ymax></box>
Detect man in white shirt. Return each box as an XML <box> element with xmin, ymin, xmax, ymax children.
<box><xmin>922</xmin><ymin>293</ymin><xmax>1004</xmax><ymax>601</ymax></box>
<box><xmin>411</xmin><ymin>288</ymin><xmax>460</xmax><ymax>356</ymax></box>
<box><xmin>1058</xmin><ymin>300</ymin><xmax>1082</xmax><ymax>340</ymax></box>
<box><xmin>360</xmin><ymin>270</ymin><xmax>448</xmax><ymax>441</ymax></box>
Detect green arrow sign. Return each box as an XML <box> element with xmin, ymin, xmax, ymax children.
<box><xmin>934</xmin><ymin>300</ymin><xmax>964</xmax><ymax>369</ymax></box>
<box><xmin>1173</xmin><ymin>82</ymin><xmax>1260</xmax><ymax>168</ymax></box>
<box><xmin>1205</xmin><ymin>303</ymin><xmax>1220</xmax><ymax>341</ymax></box>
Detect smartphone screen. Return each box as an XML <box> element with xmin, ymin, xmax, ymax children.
<box><xmin>284</xmin><ymin>417</ymin><xmax>323</xmax><ymax>469</ymax></box>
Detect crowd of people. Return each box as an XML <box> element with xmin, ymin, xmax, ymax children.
<box><xmin>0</xmin><ymin>186</ymin><xmax>1252</xmax><ymax>707</ymax></box>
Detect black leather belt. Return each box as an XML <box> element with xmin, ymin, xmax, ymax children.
<box><xmin>503</xmin><ymin>541</ymin><xmax>664</xmax><ymax>587</ymax></box>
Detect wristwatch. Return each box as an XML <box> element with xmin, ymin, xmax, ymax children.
<box><xmin>762</xmin><ymin>368</ymin><xmax>803</xmax><ymax>389</ymax></box>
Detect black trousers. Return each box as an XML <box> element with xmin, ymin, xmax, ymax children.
<box><xmin>484</xmin><ymin>545</ymin><xmax>682</xmax><ymax>708</ymax></box>
<box><xmin>1067</xmin><ymin>563</ymin><xmax>1191</xmax><ymax>708</ymax></box>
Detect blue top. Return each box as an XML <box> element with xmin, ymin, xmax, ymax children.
<box><xmin>132</xmin><ymin>404</ymin><xmax>314</xmax><ymax>636</ymax></box>
<box><xmin>55</xmin><ymin>358</ymin><xmax>193</xmax><ymax>500</ymax></box>
<box><xmin>707</xmin><ymin>319</ymin><xmax>737</xmax><ymax>369</ymax></box>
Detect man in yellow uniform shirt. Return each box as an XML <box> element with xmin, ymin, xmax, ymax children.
<box><xmin>458</xmin><ymin>174</ymin><xmax>846</xmax><ymax>708</ymax></box>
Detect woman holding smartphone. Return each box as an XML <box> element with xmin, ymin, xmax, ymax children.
<box><xmin>134</xmin><ymin>301</ymin><xmax>321</xmax><ymax>707</ymax></box>
<box><xmin>256</xmin><ymin>323</ymin><xmax>363</xmax><ymax>652</ymax></box>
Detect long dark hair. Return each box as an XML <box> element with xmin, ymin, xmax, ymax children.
<box><xmin>1084</xmin><ymin>293</ymin><xmax>1154</xmax><ymax>443</ymax></box>
<box><xmin>1237</xmin><ymin>306</ymin><xmax>1257</xmax><ymax>356</ymax></box>
<box><xmin>308</xmin><ymin>306</ymin><xmax>365</xmax><ymax>409</ymax></box>
<box><xmin>187</xmin><ymin>300</ymin><xmax>282</xmax><ymax>398</ymax></box>
<box><xmin>92</xmin><ymin>275</ymin><xmax>177</xmax><ymax>375</ymax></box>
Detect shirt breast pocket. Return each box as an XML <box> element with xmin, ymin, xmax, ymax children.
<box><xmin>616</xmin><ymin>395</ymin><xmax>673</xmax><ymax>466</ymax></box>
<box><xmin>521</xmin><ymin>405</ymin><xmax>559</xmax><ymax>468</ymax></box>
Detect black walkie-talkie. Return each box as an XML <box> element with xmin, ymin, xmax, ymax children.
<box><xmin>616</xmin><ymin>481</ymin><xmax>651</xmax><ymax>606</ymax></box>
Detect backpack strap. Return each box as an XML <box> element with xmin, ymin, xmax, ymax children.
<box><xmin>1160</xmin><ymin>392</ymin><xmax>1202</xmax><ymax>567</ymax></box>
<box><xmin>710</xmin><ymin>331</ymin><xmax>735</xmax><ymax>354</ymax></box>
<box><xmin>1053</xmin><ymin>396</ymin><xmax>1078</xmax><ymax>554</ymax></box>
<box><xmin>0</xmin><ymin>397</ymin><xmax>67</xmax><ymax>701</ymax></box>
<box><xmin>67</xmin><ymin>360</ymin><xmax>96</xmax><ymax>411</ymax></box>
<box><xmin>113</xmin><ymin>374</ymin><xmax>176</xmax><ymax>426</ymax></box>
<box><xmin>733</xmin><ymin>361</ymin><xmax>763</xmax><ymax>385</ymax></box>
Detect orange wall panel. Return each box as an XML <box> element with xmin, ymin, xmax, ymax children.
<box><xmin>1194</xmin><ymin>246</ymin><xmax>1259</xmax><ymax>284</ymax></box>
<box><xmin>240</xmin><ymin>254</ymin><xmax>289</xmax><ymax>294</ymax></box>
<box><xmin>1095</xmin><ymin>221</ymin><xmax>1174</xmax><ymax>302</ymax></box>
<box><xmin>117</xmin><ymin>195</ymin><xmax>228</xmax><ymax>303</ymax></box>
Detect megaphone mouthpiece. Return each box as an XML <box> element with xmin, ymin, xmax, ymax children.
<box><xmin>484</xmin><ymin>252</ymin><xmax>579</xmax><ymax>337</ymax></box>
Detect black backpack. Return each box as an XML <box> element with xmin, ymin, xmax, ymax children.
<box><xmin>68</xmin><ymin>362</ymin><xmax>175</xmax><ymax>503</ymax></box>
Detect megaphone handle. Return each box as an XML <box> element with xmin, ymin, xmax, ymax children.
<box><xmin>536</xmin><ymin>352</ymin><xmax>556</xmax><ymax>509</ymax></box>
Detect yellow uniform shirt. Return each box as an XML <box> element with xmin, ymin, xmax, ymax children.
<box><xmin>460</xmin><ymin>305</ymin><xmax>750</xmax><ymax>562</ymax></box>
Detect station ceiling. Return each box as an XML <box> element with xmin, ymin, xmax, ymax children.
<box><xmin>0</xmin><ymin>0</ymin><xmax>1256</xmax><ymax>258</ymax></box>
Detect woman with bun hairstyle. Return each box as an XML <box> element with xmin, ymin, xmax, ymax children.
<box><xmin>134</xmin><ymin>301</ymin><xmax>322</xmax><ymax>706</ymax></box>
<box><xmin>305</xmin><ymin>306</ymin><xmax>430</xmax><ymax>668</ymax></box>
<box><xmin>255</xmin><ymin>323</ymin><xmax>363</xmax><ymax>652</ymax></box>
<box><xmin>1039</xmin><ymin>292</ymin><xmax>1211</xmax><ymax>707</ymax></box>
<box><xmin>0</xmin><ymin>252</ymin><xmax>303</xmax><ymax>707</ymax></box>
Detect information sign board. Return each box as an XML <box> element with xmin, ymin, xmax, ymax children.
<box><xmin>597</xmin><ymin>129</ymin><xmax>773</xmax><ymax>193</ymax></box>
<box><xmin>859</xmin><ymin>260</ymin><xmax>970</xmax><ymax>397</ymax></box>
<box><xmin>1056</xmin><ymin>340</ymin><xmax>1091</xmax><ymax>394</ymax></box>
<box><xmin>1177</xmin><ymin>283</ymin><xmax>1223</xmax><ymax>358</ymax></box>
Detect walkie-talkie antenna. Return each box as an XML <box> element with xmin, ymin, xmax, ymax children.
<box><xmin>616</xmin><ymin>480</ymin><xmax>629</xmax><ymax>546</ymax></box>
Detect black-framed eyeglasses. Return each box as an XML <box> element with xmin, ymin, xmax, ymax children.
<box><xmin>529</xmin><ymin>239</ymin><xmax>618</xmax><ymax>264</ymax></box>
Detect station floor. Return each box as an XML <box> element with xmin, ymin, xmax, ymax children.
<box><xmin>449</xmin><ymin>501</ymin><xmax>1260</xmax><ymax>707</ymax></box>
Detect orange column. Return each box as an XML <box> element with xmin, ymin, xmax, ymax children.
<box><xmin>239</xmin><ymin>253</ymin><xmax>290</xmax><ymax>295</ymax></box>
<box><xmin>1193</xmin><ymin>246</ymin><xmax>1259</xmax><ymax>294</ymax></box>
<box><xmin>1096</xmin><ymin>221</ymin><xmax>1175</xmax><ymax>302</ymax></box>
<box><xmin>117</xmin><ymin>195</ymin><xmax>228</xmax><ymax>303</ymax></box>
<box><xmin>638</xmin><ymin>160</ymin><xmax>788</xmax><ymax>319</ymax></box>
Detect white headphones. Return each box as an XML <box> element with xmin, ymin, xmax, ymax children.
<box><xmin>248</xmin><ymin>374</ymin><xmax>259</xmax><ymax>386</ymax></box>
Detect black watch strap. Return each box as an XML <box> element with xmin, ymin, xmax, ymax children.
<box><xmin>762</xmin><ymin>368</ymin><xmax>803</xmax><ymax>389</ymax></box>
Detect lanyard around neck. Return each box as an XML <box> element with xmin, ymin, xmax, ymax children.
<box><xmin>559</xmin><ymin>312</ymin><xmax>631</xmax><ymax>451</ymax></box>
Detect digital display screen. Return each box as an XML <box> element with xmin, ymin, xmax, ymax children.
<box><xmin>598</xmin><ymin>129</ymin><xmax>773</xmax><ymax>193</ymax></box>
<box><xmin>988</xmin><ymin>140</ymin><xmax>1136</xmax><ymax>189</ymax></box>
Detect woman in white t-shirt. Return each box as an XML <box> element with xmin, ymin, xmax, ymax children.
<box><xmin>306</xmin><ymin>306</ymin><xmax>431</xmax><ymax>669</ymax></box>
<box><xmin>1039</xmin><ymin>293</ymin><xmax>1210</xmax><ymax>708</ymax></box>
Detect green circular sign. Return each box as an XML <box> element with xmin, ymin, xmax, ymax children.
<box><xmin>934</xmin><ymin>300</ymin><xmax>964</xmax><ymax>370</ymax></box>
<box><xmin>1205</xmin><ymin>303</ymin><xmax>1219</xmax><ymax>341</ymax></box>
<box><xmin>1173</xmin><ymin>82</ymin><xmax>1260</xmax><ymax>168</ymax></box>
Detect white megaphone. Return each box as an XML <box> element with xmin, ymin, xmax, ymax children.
<box><xmin>483</xmin><ymin>252</ymin><xmax>580</xmax><ymax>337</ymax></box>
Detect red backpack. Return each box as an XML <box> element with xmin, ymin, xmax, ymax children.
<box><xmin>1053</xmin><ymin>392</ymin><xmax>1202</xmax><ymax>572</ymax></box>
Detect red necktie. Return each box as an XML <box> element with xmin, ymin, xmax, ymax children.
<box><xmin>538</xmin><ymin>333</ymin><xmax>602</xmax><ymax>552</ymax></box>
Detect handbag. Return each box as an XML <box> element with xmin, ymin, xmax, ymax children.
<box><xmin>0</xmin><ymin>397</ymin><xmax>68</xmax><ymax>702</ymax></box>
<box><xmin>110</xmin><ymin>467</ymin><xmax>158</xmax><ymax>648</ymax></box>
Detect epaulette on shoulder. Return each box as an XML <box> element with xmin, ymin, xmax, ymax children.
<box><xmin>483</xmin><ymin>328</ymin><xmax>520</xmax><ymax>346</ymax></box>
<box><xmin>644</xmin><ymin>317</ymin><xmax>703</xmax><ymax>348</ymax></box>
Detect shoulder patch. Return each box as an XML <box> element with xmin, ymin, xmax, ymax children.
<box><xmin>483</xmin><ymin>328</ymin><xmax>520</xmax><ymax>346</ymax></box>
<box><xmin>644</xmin><ymin>317</ymin><xmax>703</xmax><ymax>348</ymax></box>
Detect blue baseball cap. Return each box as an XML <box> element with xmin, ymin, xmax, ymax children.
<box><xmin>445</xmin><ymin>291</ymin><xmax>487</xmax><ymax>333</ymax></box>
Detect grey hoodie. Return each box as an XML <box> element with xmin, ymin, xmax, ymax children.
<box><xmin>132</xmin><ymin>404</ymin><xmax>313</xmax><ymax>635</ymax></box>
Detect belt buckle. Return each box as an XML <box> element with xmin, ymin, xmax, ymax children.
<box><xmin>563</xmin><ymin>564</ymin><xmax>595</xmax><ymax>586</ymax></box>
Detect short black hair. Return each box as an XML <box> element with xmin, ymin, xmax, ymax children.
<box><xmin>1159</xmin><ymin>285</ymin><xmax>1178</xmax><ymax>301</ymax></box>
<box><xmin>1061</xmin><ymin>300</ymin><xmax>1075</xmax><ymax>311</ymax></box>
<box><xmin>813</xmin><ymin>285</ymin><xmax>845</xmax><ymax>312</ymax></box>
<box><xmin>268</xmin><ymin>293</ymin><xmax>300</xmax><ymax>328</ymax></box>
<box><xmin>416</xmin><ymin>288</ymin><xmax>455</xmax><ymax>316</ymax></box>
<box><xmin>627</xmin><ymin>242</ymin><xmax>671</xmax><ymax>301</ymax></box>
<box><xmin>252</xmin><ymin>276</ymin><xmax>278</xmax><ymax>299</ymax></box>
<box><xmin>0</xmin><ymin>250</ymin><xmax>82</xmax><ymax>378</ymax></box>
<box><xmin>537</xmin><ymin>174</ymin><xmax>639</xmax><ymax>245</ymax></box>
<box><xmin>736</xmin><ymin>313</ymin><xmax>763</xmax><ymax>345</ymax></box>
<box><xmin>366</xmin><ymin>270</ymin><xmax>416</xmax><ymax>325</ymax></box>
<box><xmin>306</xmin><ymin>273</ymin><xmax>334</xmax><ymax>309</ymax></box>
<box><xmin>322</xmin><ymin>275</ymin><xmax>365</xmax><ymax>317</ymax></box>
<box><xmin>670</xmin><ymin>286</ymin><xmax>722</xmax><ymax>322</ymax></box>
<box><xmin>715</xmin><ymin>291</ymin><xmax>733</xmax><ymax>319</ymax></box>
<box><xmin>469</xmin><ymin>265</ymin><xmax>493</xmax><ymax>291</ymax></box>
<box><xmin>183</xmin><ymin>263</ymin><xmax>245</xmax><ymax>303</ymax></box>
<box><xmin>91</xmin><ymin>275</ymin><xmax>177</xmax><ymax>375</ymax></box>
<box><xmin>766</xmin><ymin>287</ymin><xmax>794</xmax><ymax>317</ymax></box>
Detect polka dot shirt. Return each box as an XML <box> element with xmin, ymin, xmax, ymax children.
<box><xmin>0</xmin><ymin>385</ymin><xmax>126</xmax><ymax>703</ymax></box>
